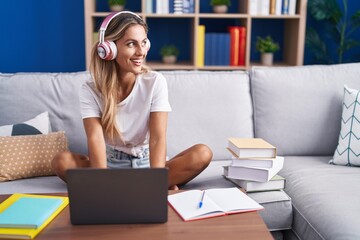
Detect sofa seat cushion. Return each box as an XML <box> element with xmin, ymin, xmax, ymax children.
<box><xmin>0</xmin><ymin>176</ymin><xmax>67</xmax><ymax>194</ymax></box>
<box><xmin>279</xmin><ymin>156</ymin><xmax>360</xmax><ymax>240</ymax></box>
<box><xmin>248</xmin><ymin>190</ymin><xmax>292</xmax><ymax>231</ymax></box>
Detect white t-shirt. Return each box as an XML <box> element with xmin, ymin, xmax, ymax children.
<box><xmin>79</xmin><ymin>71</ymin><xmax>172</xmax><ymax>156</ymax></box>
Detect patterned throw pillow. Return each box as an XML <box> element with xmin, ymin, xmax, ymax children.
<box><xmin>330</xmin><ymin>85</ymin><xmax>360</xmax><ymax>166</ymax></box>
<box><xmin>0</xmin><ymin>112</ymin><xmax>50</xmax><ymax>136</ymax></box>
<box><xmin>0</xmin><ymin>131</ymin><xmax>68</xmax><ymax>181</ymax></box>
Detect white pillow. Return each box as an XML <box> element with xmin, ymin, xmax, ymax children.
<box><xmin>0</xmin><ymin>112</ymin><xmax>50</xmax><ymax>136</ymax></box>
<box><xmin>330</xmin><ymin>85</ymin><xmax>360</xmax><ymax>166</ymax></box>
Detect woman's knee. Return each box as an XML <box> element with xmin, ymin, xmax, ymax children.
<box><xmin>192</xmin><ymin>144</ymin><xmax>213</xmax><ymax>167</ymax></box>
<box><xmin>51</xmin><ymin>151</ymin><xmax>72</xmax><ymax>172</ymax></box>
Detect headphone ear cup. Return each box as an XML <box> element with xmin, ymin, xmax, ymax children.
<box><xmin>146</xmin><ymin>39</ymin><xmax>151</xmax><ymax>51</ymax></box>
<box><xmin>97</xmin><ymin>41</ymin><xmax>117</xmax><ymax>60</ymax></box>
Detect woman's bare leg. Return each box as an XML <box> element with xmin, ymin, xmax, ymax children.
<box><xmin>51</xmin><ymin>151</ymin><xmax>90</xmax><ymax>182</ymax></box>
<box><xmin>165</xmin><ymin>144</ymin><xmax>212</xmax><ymax>189</ymax></box>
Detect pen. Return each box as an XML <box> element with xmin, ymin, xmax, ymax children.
<box><xmin>198</xmin><ymin>190</ymin><xmax>206</xmax><ymax>209</ymax></box>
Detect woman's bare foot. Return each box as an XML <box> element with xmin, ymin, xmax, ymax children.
<box><xmin>169</xmin><ymin>185</ymin><xmax>179</xmax><ymax>190</ymax></box>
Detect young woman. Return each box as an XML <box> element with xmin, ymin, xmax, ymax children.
<box><xmin>51</xmin><ymin>11</ymin><xmax>212</xmax><ymax>190</ymax></box>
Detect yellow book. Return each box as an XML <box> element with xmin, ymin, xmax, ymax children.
<box><xmin>0</xmin><ymin>193</ymin><xmax>69</xmax><ymax>239</ymax></box>
<box><xmin>196</xmin><ymin>25</ymin><xmax>205</xmax><ymax>67</ymax></box>
<box><xmin>227</xmin><ymin>138</ymin><xmax>277</xmax><ymax>159</ymax></box>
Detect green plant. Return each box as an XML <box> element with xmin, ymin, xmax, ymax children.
<box><xmin>160</xmin><ymin>45</ymin><xmax>180</xmax><ymax>57</ymax></box>
<box><xmin>306</xmin><ymin>0</ymin><xmax>360</xmax><ymax>64</ymax></box>
<box><xmin>255</xmin><ymin>36</ymin><xmax>280</xmax><ymax>53</ymax></box>
<box><xmin>108</xmin><ymin>0</ymin><xmax>126</xmax><ymax>6</ymax></box>
<box><xmin>210</xmin><ymin>0</ymin><xmax>231</xmax><ymax>6</ymax></box>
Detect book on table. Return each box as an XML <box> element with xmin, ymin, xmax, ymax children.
<box><xmin>168</xmin><ymin>187</ymin><xmax>264</xmax><ymax>222</ymax></box>
<box><xmin>223</xmin><ymin>156</ymin><xmax>284</xmax><ymax>182</ymax></box>
<box><xmin>228</xmin><ymin>138</ymin><xmax>276</xmax><ymax>159</ymax></box>
<box><xmin>224</xmin><ymin>174</ymin><xmax>286</xmax><ymax>192</ymax></box>
<box><xmin>0</xmin><ymin>193</ymin><xmax>69</xmax><ymax>239</ymax></box>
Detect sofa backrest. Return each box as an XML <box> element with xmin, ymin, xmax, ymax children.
<box><xmin>251</xmin><ymin>63</ymin><xmax>360</xmax><ymax>156</ymax></box>
<box><xmin>0</xmin><ymin>70</ymin><xmax>254</xmax><ymax>161</ymax></box>
<box><xmin>0</xmin><ymin>72</ymin><xmax>90</xmax><ymax>155</ymax></box>
<box><xmin>162</xmin><ymin>71</ymin><xmax>254</xmax><ymax>160</ymax></box>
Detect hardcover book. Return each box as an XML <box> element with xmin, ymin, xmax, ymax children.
<box><xmin>0</xmin><ymin>197</ymin><xmax>63</xmax><ymax>229</ymax></box>
<box><xmin>223</xmin><ymin>156</ymin><xmax>284</xmax><ymax>182</ymax></box>
<box><xmin>228</xmin><ymin>138</ymin><xmax>276</xmax><ymax>159</ymax></box>
<box><xmin>230</xmin><ymin>156</ymin><xmax>284</xmax><ymax>169</ymax></box>
<box><xmin>225</xmin><ymin>174</ymin><xmax>285</xmax><ymax>192</ymax></box>
<box><xmin>168</xmin><ymin>188</ymin><xmax>263</xmax><ymax>221</ymax></box>
<box><xmin>0</xmin><ymin>194</ymin><xmax>69</xmax><ymax>239</ymax></box>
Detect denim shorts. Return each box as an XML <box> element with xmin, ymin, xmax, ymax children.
<box><xmin>106</xmin><ymin>145</ymin><xmax>150</xmax><ymax>169</ymax></box>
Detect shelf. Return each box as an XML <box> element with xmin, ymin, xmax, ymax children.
<box><xmin>84</xmin><ymin>0</ymin><xmax>307</xmax><ymax>70</ymax></box>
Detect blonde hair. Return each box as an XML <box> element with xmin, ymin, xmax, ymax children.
<box><xmin>90</xmin><ymin>13</ymin><xmax>149</xmax><ymax>143</ymax></box>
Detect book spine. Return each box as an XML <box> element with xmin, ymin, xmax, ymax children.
<box><xmin>288</xmin><ymin>0</ymin><xmax>297</xmax><ymax>15</ymax></box>
<box><xmin>282</xmin><ymin>0</ymin><xmax>289</xmax><ymax>14</ymax></box>
<box><xmin>270</xmin><ymin>0</ymin><xmax>276</xmax><ymax>15</ymax></box>
<box><xmin>196</xmin><ymin>25</ymin><xmax>205</xmax><ymax>67</ymax></box>
<box><xmin>249</xmin><ymin>0</ymin><xmax>258</xmax><ymax>15</ymax></box>
<box><xmin>146</xmin><ymin>0</ymin><xmax>153</xmax><ymax>13</ymax></box>
<box><xmin>223</xmin><ymin>33</ymin><xmax>230</xmax><ymax>66</ymax></box>
<box><xmin>228</xmin><ymin>27</ymin><xmax>240</xmax><ymax>66</ymax></box>
<box><xmin>205</xmin><ymin>33</ymin><xmax>211</xmax><ymax>66</ymax></box>
<box><xmin>238</xmin><ymin>27</ymin><xmax>246</xmax><ymax>66</ymax></box>
<box><xmin>275</xmin><ymin>0</ymin><xmax>282</xmax><ymax>15</ymax></box>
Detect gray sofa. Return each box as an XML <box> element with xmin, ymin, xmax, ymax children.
<box><xmin>1</xmin><ymin>63</ymin><xmax>360</xmax><ymax>239</ymax></box>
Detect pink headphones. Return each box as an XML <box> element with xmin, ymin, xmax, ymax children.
<box><xmin>97</xmin><ymin>11</ymin><xmax>151</xmax><ymax>61</ymax></box>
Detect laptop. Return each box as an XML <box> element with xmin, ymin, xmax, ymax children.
<box><xmin>66</xmin><ymin>168</ymin><xmax>168</xmax><ymax>225</ymax></box>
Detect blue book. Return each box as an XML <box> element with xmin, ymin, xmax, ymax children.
<box><xmin>205</xmin><ymin>33</ymin><xmax>212</xmax><ymax>66</ymax></box>
<box><xmin>223</xmin><ymin>33</ymin><xmax>230</xmax><ymax>66</ymax></box>
<box><xmin>0</xmin><ymin>197</ymin><xmax>63</xmax><ymax>229</ymax></box>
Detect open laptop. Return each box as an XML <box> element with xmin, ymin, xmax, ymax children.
<box><xmin>66</xmin><ymin>168</ymin><xmax>168</xmax><ymax>225</ymax></box>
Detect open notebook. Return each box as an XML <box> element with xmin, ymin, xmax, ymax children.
<box><xmin>168</xmin><ymin>187</ymin><xmax>263</xmax><ymax>221</ymax></box>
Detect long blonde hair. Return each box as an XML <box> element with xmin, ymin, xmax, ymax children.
<box><xmin>89</xmin><ymin>12</ymin><xmax>149</xmax><ymax>143</ymax></box>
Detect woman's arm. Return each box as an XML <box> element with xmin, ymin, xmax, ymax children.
<box><xmin>149</xmin><ymin>112</ymin><xmax>168</xmax><ymax>168</ymax></box>
<box><xmin>83</xmin><ymin>117</ymin><xmax>107</xmax><ymax>168</ymax></box>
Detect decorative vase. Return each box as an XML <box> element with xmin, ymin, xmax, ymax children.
<box><xmin>261</xmin><ymin>53</ymin><xmax>274</xmax><ymax>66</ymax></box>
<box><xmin>213</xmin><ymin>5</ymin><xmax>228</xmax><ymax>13</ymax></box>
<box><xmin>110</xmin><ymin>5</ymin><xmax>124</xmax><ymax>12</ymax></box>
<box><xmin>162</xmin><ymin>55</ymin><xmax>177</xmax><ymax>64</ymax></box>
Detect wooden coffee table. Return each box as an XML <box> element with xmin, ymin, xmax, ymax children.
<box><xmin>0</xmin><ymin>192</ymin><xmax>273</xmax><ymax>240</ymax></box>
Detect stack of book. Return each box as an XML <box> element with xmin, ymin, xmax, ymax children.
<box><xmin>223</xmin><ymin>138</ymin><xmax>285</xmax><ymax>192</ymax></box>
<box><xmin>0</xmin><ymin>193</ymin><xmax>68</xmax><ymax>239</ymax></box>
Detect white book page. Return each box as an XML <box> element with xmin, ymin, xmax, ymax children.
<box><xmin>205</xmin><ymin>188</ymin><xmax>263</xmax><ymax>213</ymax></box>
<box><xmin>168</xmin><ymin>190</ymin><xmax>224</xmax><ymax>220</ymax></box>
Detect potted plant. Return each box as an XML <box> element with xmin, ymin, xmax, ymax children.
<box><xmin>108</xmin><ymin>0</ymin><xmax>126</xmax><ymax>12</ymax></box>
<box><xmin>210</xmin><ymin>0</ymin><xmax>231</xmax><ymax>13</ymax></box>
<box><xmin>160</xmin><ymin>45</ymin><xmax>179</xmax><ymax>64</ymax></box>
<box><xmin>255</xmin><ymin>36</ymin><xmax>280</xmax><ymax>66</ymax></box>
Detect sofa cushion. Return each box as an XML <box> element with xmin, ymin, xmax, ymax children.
<box><xmin>330</xmin><ymin>85</ymin><xmax>360</xmax><ymax>166</ymax></box>
<box><xmin>0</xmin><ymin>72</ymin><xmax>90</xmax><ymax>154</ymax></box>
<box><xmin>161</xmin><ymin>71</ymin><xmax>254</xmax><ymax>160</ymax></box>
<box><xmin>0</xmin><ymin>112</ymin><xmax>50</xmax><ymax>136</ymax></box>
<box><xmin>0</xmin><ymin>131</ymin><xmax>68</xmax><ymax>181</ymax></box>
<box><xmin>248</xmin><ymin>190</ymin><xmax>292</xmax><ymax>231</ymax></box>
<box><xmin>279</xmin><ymin>156</ymin><xmax>360</xmax><ymax>240</ymax></box>
<box><xmin>251</xmin><ymin>63</ymin><xmax>360</xmax><ymax>155</ymax></box>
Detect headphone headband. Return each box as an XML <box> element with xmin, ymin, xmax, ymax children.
<box><xmin>97</xmin><ymin>11</ymin><xmax>149</xmax><ymax>61</ymax></box>
<box><xmin>99</xmin><ymin>11</ymin><xmax>142</xmax><ymax>44</ymax></box>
